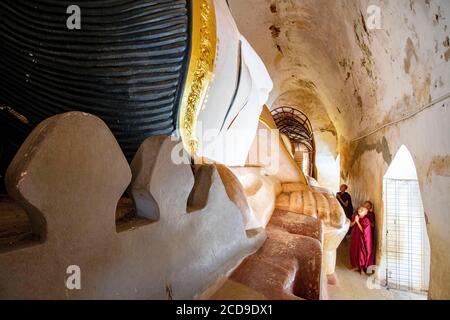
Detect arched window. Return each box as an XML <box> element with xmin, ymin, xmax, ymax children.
<box><xmin>271</xmin><ymin>107</ymin><xmax>316</xmax><ymax>177</ymax></box>
<box><xmin>383</xmin><ymin>145</ymin><xmax>430</xmax><ymax>294</ymax></box>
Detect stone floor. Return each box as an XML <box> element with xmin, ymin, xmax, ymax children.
<box><xmin>327</xmin><ymin>237</ymin><xmax>427</xmax><ymax>300</ymax></box>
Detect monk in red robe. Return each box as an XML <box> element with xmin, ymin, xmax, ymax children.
<box><xmin>363</xmin><ymin>200</ymin><xmax>376</xmax><ymax>269</ymax></box>
<box><xmin>363</xmin><ymin>201</ymin><xmax>375</xmax><ymax>228</ymax></box>
<box><xmin>350</xmin><ymin>207</ymin><xmax>374</xmax><ymax>273</ymax></box>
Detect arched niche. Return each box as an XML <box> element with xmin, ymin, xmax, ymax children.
<box><xmin>382</xmin><ymin>145</ymin><xmax>430</xmax><ymax>295</ymax></box>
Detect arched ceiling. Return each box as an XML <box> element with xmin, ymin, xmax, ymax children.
<box><xmin>228</xmin><ymin>0</ymin><xmax>450</xmax><ymax>143</ymax></box>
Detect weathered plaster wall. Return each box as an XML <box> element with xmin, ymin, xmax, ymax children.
<box><xmin>341</xmin><ymin>102</ymin><xmax>449</xmax><ymax>299</ymax></box>
<box><xmin>229</xmin><ymin>0</ymin><xmax>450</xmax><ymax>298</ymax></box>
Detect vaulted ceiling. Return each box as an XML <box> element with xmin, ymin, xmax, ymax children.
<box><xmin>228</xmin><ymin>0</ymin><xmax>450</xmax><ymax>144</ymax></box>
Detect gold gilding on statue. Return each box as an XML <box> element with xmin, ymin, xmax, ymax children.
<box><xmin>179</xmin><ymin>0</ymin><xmax>217</xmax><ymax>155</ymax></box>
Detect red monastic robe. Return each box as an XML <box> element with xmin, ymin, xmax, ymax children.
<box><xmin>349</xmin><ymin>212</ymin><xmax>374</xmax><ymax>272</ymax></box>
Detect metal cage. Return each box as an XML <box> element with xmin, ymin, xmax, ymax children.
<box><xmin>271</xmin><ymin>106</ymin><xmax>316</xmax><ymax>177</ymax></box>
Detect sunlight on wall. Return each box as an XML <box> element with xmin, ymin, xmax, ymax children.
<box><xmin>382</xmin><ymin>145</ymin><xmax>430</xmax><ymax>294</ymax></box>
<box><xmin>384</xmin><ymin>145</ymin><xmax>418</xmax><ymax>180</ymax></box>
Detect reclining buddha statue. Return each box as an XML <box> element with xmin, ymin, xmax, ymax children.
<box><xmin>0</xmin><ymin>0</ymin><xmax>347</xmax><ymax>299</ymax></box>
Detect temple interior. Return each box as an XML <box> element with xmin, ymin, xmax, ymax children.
<box><xmin>0</xmin><ymin>0</ymin><xmax>449</xmax><ymax>300</ymax></box>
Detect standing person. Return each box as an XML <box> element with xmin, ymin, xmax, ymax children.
<box><xmin>349</xmin><ymin>207</ymin><xmax>374</xmax><ymax>273</ymax></box>
<box><xmin>336</xmin><ymin>184</ymin><xmax>353</xmax><ymax>221</ymax></box>
<box><xmin>363</xmin><ymin>201</ymin><xmax>375</xmax><ymax>229</ymax></box>
<box><xmin>363</xmin><ymin>201</ymin><xmax>376</xmax><ymax>268</ymax></box>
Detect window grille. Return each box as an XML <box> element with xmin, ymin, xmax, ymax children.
<box><xmin>384</xmin><ymin>178</ymin><xmax>429</xmax><ymax>293</ymax></box>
